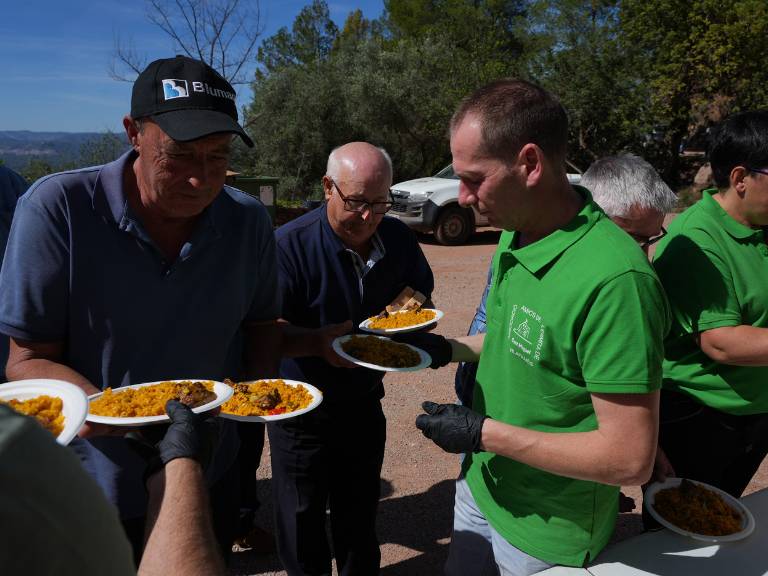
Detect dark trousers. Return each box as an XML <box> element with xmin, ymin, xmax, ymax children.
<box><xmin>121</xmin><ymin>460</ymin><xmax>240</xmax><ymax>566</ymax></box>
<box><xmin>237</xmin><ymin>421</ymin><xmax>265</xmax><ymax>530</ymax></box>
<box><xmin>643</xmin><ymin>390</ymin><xmax>768</xmax><ymax>528</ymax></box>
<box><xmin>268</xmin><ymin>398</ymin><xmax>386</xmax><ymax>576</ymax></box>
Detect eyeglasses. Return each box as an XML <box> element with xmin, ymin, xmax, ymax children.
<box><xmin>639</xmin><ymin>226</ymin><xmax>667</xmax><ymax>249</ymax></box>
<box><xmin>747</xmin><ymin>167</ymin><xmax>768</xmax><ymax>177</ymax></box>
<box><xmin>329</xmin><ymin>178</ymin><xmax>394</xmax><ymax>214</ymax></box>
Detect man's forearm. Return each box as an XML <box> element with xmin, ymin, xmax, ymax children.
<box><xmin>449</xmin><ymin>333</ymin><xmax>485</xmax><ymax>363</ymax></box>
<box><xmin>480</xmin><ymin>393</ymin><xmax>659</xmax><ymax>486</ymax></box>
<box><xmin>7</xmin><ymin>341</ymin><xmax>100</xmax><ymax>395</ymax></box>
<box><xmin>699</xmin><ymin>325</ymin><xmax>768</xmax><ymax>366</ymax></box>
<box><xmin>140</xmin><ymin>459</ymin><xmax>225</xmax><ymax>576</ymax></box>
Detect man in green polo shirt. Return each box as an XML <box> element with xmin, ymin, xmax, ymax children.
<box><xmin>408</xmin><ymin>79</ymin><xmax>669</xmax><ymax>574</ymax></box>
<box><xmin>650</xmin><ymin>110</ymin><xmax>768</xmax><ymax>499</ymax></box>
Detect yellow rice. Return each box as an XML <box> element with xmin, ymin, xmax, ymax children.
<box><xmin>221</xmin><ymin>379</ymin><xmax>312</xmax><ymax>416</ymax></box>
<box><xmin>341</xmin><ymin>335</ymin><xmax>420</xmax><ymax>367</ymax></box>
<box><xmin>89</xmin><ymin>380</ymin><xmax>215</xmax><ymax>417</ymax></box>
<box><xmin>367</xmin><ymin>308</ymin><xmax>437</xmax><ymax>330</ymax></box>
<box><xmin>2</xmin><ymin>395</ymin><xmax>65</xmax><ymax>436</ymax></box>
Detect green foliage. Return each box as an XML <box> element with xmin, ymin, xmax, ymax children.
<box><xmin>78</xmin><ymin>131</ymin><xmax>129</xmax><ymax>167</ymax></box>
<box><xmin>621</xmin><ymin>0</ymin><xmax>768</xmax><ymax>183</ymax></box>
<box><xmin>243</xmin><ymin>0</ymin><xmax>528</xmax><ymax>196</ymax></box>
<box><xmin>526</xmin><ymin>0</ymin><xmax>651</xmax><ymax>169</ymax></box>
<box><xmin>257</xmin><ymin>0</ymin><xmax>339</xmax><ymax>76</ymax></box>
<box><xmin>20</xmin><ymin>158</ymin><xmax>63</xmax><ymax>183</ymax></box>
<box><xmin>236</xmin><ymin>0</ymin><xmax>768</xmax><ymax>198</ymax></box>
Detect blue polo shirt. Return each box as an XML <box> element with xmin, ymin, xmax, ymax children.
<box><xmin>0</xmin><ymin>150</ymin><xmax>279</xmax><ymax>517</ymax></box>
<box><xmin>276</xmin><ymin>205</ymin><xmax>434</xmax><ymax>404</ymax></box>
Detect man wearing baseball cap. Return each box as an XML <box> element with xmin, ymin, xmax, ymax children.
<box><xmin>0</xmin><ymin>55</ymin><xmax>280</xmax><ymax>563</ymax></box>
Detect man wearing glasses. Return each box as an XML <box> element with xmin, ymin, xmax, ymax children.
<box><xmin>650</xmin><ymin>110</ymin><xmax>768</xmax><ymax>500</ymax></box>
<box><xmin>271</xmin><ymin>142</ymin><xmax>434</xmax><ymax>575</ymax></box>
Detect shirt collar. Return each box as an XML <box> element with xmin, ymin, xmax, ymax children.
<box><xmin>319</xmin><ymin>204</ymin><xmax>385</xmax><ymax>261</ymax></box>
<box><xmin>346</xmin><ymin>231</ymin><xmax>386</xmax><ymax>272</ymax></box>
<box><xmin>501</xmin><ymin>185</ymin><xmax>601</xmax><ymax>274</ymax></box>
<box><xmin>700</xmin><ymin>188</ymin><xmax>762</xmax><ymax>240</ymax></box>
<box><xmin>93</xmin><ymin>148</ymin><xmax>134</xmax><ymax>225</ymax></box>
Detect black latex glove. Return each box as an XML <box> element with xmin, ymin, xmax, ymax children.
<box><xmin>415</xmin><ymin>401</ymin><xmax>486</xmax><ymax>454</ymax></box>
<box><xmin>139</xmin><ymin>400</ymin><xmax>219</xmax><ymax>485</ymax></box>
<box><xmin>156</xmin><ymin>400</ymin><xmax>208</xmax><ymax>465</ymax></box>
<box><xmin>393</xmin><ymin>332</ymin><xmax>452</xmax><ymax>369</ymax></box>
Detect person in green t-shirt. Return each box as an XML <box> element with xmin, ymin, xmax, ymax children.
<box><xmin>650</xmin><ymin>110</ymin><xmax>768</xmax><ymax>499</ymax></box>
<box><xmin>401</xmin><ymin>80</ymin><xmax>669</xmax><ymax>574</ymax></box>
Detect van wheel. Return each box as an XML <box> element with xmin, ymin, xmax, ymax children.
<box><xmin>434</xmin><ymin>205</ymin><xmax>475</xmax><ymax>245</ymax></box>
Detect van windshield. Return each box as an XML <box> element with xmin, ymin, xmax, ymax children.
<box><xmin>434</xmin><ymin>165</ymin><xmax>459</xmax><ymax>180</ymax></box>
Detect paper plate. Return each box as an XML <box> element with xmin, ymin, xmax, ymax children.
<box><xmin>0</xmin><ymin>379</ymin><xmax>88</xmax><ymax>445</ymax></box>
<box><xmin>644</xmin><ymin>477</ymin><xmax>755</xmax><ymax>542</ymax></box>
<box><xmin>86</xmin><ymin>379</ymin><xmax>233</xmax><ymax>426</ymax></box>
<box><xmin>218</xmin><ymin>379</ymin><xmax>323</xmax><ymax>422</ymax></box>
<box><xmin>359</xmin><ymin>308</ymin><xmax>444</xmax><ymax>335</ymax></box>
<box><xmin>332</xmin><ymin>334</ymin><xmax>431</xmax><ymax>372</ymax></box>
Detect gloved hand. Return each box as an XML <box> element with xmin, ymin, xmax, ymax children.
<box><xmin>415</xmin><ymin>401</ymin><xmax>486</xmax><ymax>453</ymax></box>
<box><xmin>138</xmin><ymin>400</ymin><xmax>219</xmax><ymax>485</ymax></box>
<box><xmin>156</xmin><ymin>400</ymin><xmax>211</xmax><ymax>465</ymax></box>
<box><xmin>392</xmin><ymin>332</ymin><xmax>452</xmax><ymax>369</ymax></box>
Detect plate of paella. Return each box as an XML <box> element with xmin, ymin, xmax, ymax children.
<box><xmin>332</xmin><ymin>334</ymin><xmax>431</xmax><ymax>372</ymax></box>
<box><xmin>644</xmin><ymin>477</ymin><xmax>755</xmax><ymax>542</ymax></box>
<box><xmin>218</xmin><ymin>378</ymin><xmax>322</xmax><ymax>422</ymax></box>
<box><xmin>86</xmin><ymin>379</ymin><xmax>233</xmax><ymax>426</ymax></box>
<box><xmin>359</xmin><ymin>308</ymin><xmax>444</xmax><ymax>335</ymax></box>
<box><xmin>0</xmin><ymin>379</ymin><xmax>88</xmax><ymax>445</ymax></box>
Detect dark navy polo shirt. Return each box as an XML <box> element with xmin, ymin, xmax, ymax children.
<box><xmin>276</xmin><ymin>205</ymin><xmax>434</xmax><ymax>404</ymax></box>
<box><xmin>0</xmin><ymin>150</ymin><xmax>279</xmax><ymax>517</ymax></box>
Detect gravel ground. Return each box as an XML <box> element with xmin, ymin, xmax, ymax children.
<box><xmin>230</xmin><ymin>227</ymin><xmax>768</xmax><ymax>576</ymax></box>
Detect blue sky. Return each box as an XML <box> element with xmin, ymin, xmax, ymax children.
<box><xmin>1</xmin><ymin>1</ymin><xmax>384</xmax><ymax>133</ymax></box>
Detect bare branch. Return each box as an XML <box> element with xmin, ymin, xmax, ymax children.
<box><xmin>109</xmin><ymin>33</ymin><xmax>147</xmax><ymax>82</ymax></box>
<box><xmin>110</xmin><ymin>0</ymin><xmax>262</xmax><ymax>85</ymax></box>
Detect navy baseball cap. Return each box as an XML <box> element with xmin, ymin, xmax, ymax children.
<box><xmin>130</xmin><ymin>55</ymin><xmax>254</xmax><ymax>147</ymax></box>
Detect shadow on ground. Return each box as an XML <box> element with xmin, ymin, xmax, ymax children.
<box><xmin>378</xmin><ymin>479</ymin><xmax>454</xmax><ymax>575</ymax></box>
<box><xmin>229</xmin><ymin>478</ymin><xmax>454</xmax><ymax>575</ymax></box>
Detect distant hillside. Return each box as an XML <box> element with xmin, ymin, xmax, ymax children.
<box><xmin>0</xmin><ymin>130</ymin><xmax>128</xmax><ymax>172</ymax></box>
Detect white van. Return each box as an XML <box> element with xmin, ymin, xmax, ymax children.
<box><xmin>389</xmin><ymin>163</ymin><xmax>582</xmax><ymax>245</ymax></box>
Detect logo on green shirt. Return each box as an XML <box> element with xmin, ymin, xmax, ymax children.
<box><xmin>507</xmin><ymin>304</ymin><xmax>545</xmax><ymax>366</ymax></box>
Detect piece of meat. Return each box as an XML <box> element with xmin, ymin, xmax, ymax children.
<box><xmin>177</xmin><ymin>382</ymin><xmax>216</xmax><ymax>408</ymax></box>
<box><xmin>251</xmin><ymin>389</ymin><xmax>281</xmax><ymax>410</ymax></box>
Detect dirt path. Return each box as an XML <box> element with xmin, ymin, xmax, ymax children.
<box><xmin>231</xmin><ymin>228</ymin><xmax>768</xmax><ymax>575</ymax></box>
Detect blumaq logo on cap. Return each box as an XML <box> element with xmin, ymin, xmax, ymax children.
<box><xmin>162</xmin><ymin>79</ymin><xmax>189</xmax><ymax>100</ymax></box>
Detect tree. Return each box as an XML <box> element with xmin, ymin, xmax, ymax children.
<box><xmin>20</xmin><ymin>159</ymin><xmax>61</xmax><ymax>184</ymax></box>
<box><xmin>526</xmin><ymin>0</ymin><xmax>651</xmax><ymax>169</ymax></box>
<box><xmin>621</xmin><ymin>0</ymin><xmax>768</xmax><ymax>183</ymax></box>
<box><xmin>242</xmin><ymin>0</ymin><xmax>534</xmax><ymax>197</ymax></box>
<box><xmin>78</xmin><ymin>132</ymin><xmax>130</xmax><ymax>167</ymax></box>
<box><xmin>256</xmin><ymin>0</ymin><xmax>339</xmax><ymax>76</ymax></box>
<box><xmin>111</xmin><ymin>0</ymin><xmax>263</xmax><ymax>84</ymax></box>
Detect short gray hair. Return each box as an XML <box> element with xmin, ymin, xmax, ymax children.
<box><xmin>581</xmin><ymin>154</ymin><xmax>677</xmax><ymax>217</ymax></box>
<box><xmin>326</xmin><ymin>145</ymin><xmax>393</xmax><ymax>182</ymax></box>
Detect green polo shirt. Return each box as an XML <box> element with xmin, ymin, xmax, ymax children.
<box><xmin>653</xmin><ymin>188</ymin><xmax>768</xmax><ymax>415</ymax></box>
<box><xmin>464</xmin><ymin>190</ymin><xmax>669</xmax><ymax>567</ymax></box>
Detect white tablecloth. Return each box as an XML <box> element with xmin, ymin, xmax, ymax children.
<box><xmin>535</xmin><ymin>487</ymin><xmax>768</xmax><ymax>576</ymax></box>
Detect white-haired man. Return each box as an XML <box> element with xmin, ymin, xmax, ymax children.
<box><xmin>272</xmin><ymin>142</ymin><xmax>435</xmax><ymax>575</ymax></box>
